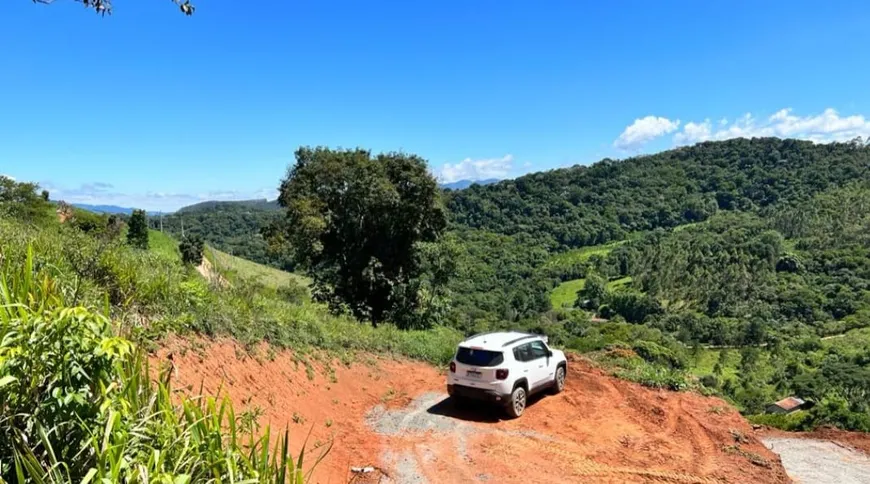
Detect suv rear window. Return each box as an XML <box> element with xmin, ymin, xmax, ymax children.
<box><xmin>456</xmin><ymin>347</ymin><xmax>504</xmax><ymax>367</ymax></box>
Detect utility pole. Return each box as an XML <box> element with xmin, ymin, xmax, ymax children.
<box><xmin>159</xmin><ymin>212</ymin><xmax>164</xmax><ymax>232</ymax></box>
<box><xmin>181</xmin><ymin>218</ymin><xmax>185</xmax><ymax>238</ymax></box>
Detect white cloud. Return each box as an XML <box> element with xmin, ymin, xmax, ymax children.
<box><xmin>621</xmin><ymin>108</ymin><xmax>870</xmax><ymax>149</ymax></box>
<box><xmin>42</xmin><ymin>181</ymin><xmax>278</xmax><ymax>213</ymax></box>
<box><xmin>674</xmin><ymin>120</ymin><xmax>713</xmax><ymax>145</ymax></box>
<box><xmin>436</xmin><ymin>154</ymin><xmax>514</xmax><ymax>183</ymax></box>
<box><xmin>0</xmin><ymin>174</ymin><xmax>15</xmax><ymax>181</ymax></box>
<box><xmin>613</xmin><ymin>116</ymin><xmax>681</xmax><ymax>150</ymax></box>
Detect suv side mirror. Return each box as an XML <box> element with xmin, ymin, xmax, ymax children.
<box><xmin>547</xmin><ymin>349</ymin><xmax>553</xmax><ymax>357</ymax></box>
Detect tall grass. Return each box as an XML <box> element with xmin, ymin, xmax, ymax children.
<box><xmin>0</xmin><ymin>245</ymin><xmax>329</xmax><ymax>483</ymax></box>
<box><xmin>0</xmin><ymin>216</ymin><xmax>462</xmax><ymax>366</ymax></box>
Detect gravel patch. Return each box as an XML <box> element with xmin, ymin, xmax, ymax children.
<box><xmin>366</xmin><ymin>391</ymin><xmax>555</xmax><ymax>479</ymax></box>
<box><xmin>367</xmin><ymin>392</ymin><xmax>459</xmax><ymax>435</ymax></box>
<box><xmin>381</xmin><ymin>450</ymin><xmax>428</xmax><ymax>484</ymax></box>
<box><xmin>763</xmin><ymin>437</ymin><xmax>870</xmax><ymax>484</ymax></box>
<box><xmin>366</xmin><ymin>392</ymin><xmax>552</xmax><ymax>462</ymax></box>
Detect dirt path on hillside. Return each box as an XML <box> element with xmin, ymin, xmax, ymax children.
<box><xmin>762</xmin><ymin>437</ymin><xmax>870</xmax><ymax>483</ymax></box>
<box><xmin>154</xmin><ymin>338</ymin><xmax>789</xmax><ymax>483</ymax></box>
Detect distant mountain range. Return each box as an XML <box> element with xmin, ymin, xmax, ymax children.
<box><xmin>73</xmin><ymin>180</ymin><xmax>497</xmax><ymax>216</ymax></box>
<box><xmin>439</xmin><ymin>178</ymin><xmax>500</xmax><ymax>190</ymax></box>
<box><xmin>72</xmin><ymin>204</ymin><xmax>163</xmax><ymax>216</ymax></box>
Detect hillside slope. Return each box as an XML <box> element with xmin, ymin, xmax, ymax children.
<box><xmin>155</xmin><ymin>338</ymin><xmax>789</xmax><ymax>484</ymax></box>
<box><xmin>447</xmin><ymin>137</ymin><xmax>870</xmax><ymax>249</ymax></box>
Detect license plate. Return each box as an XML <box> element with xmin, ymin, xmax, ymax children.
<box><xmin>466</xmin><ymin>370</ymin><xmax>482</xmax><ymax>378</ymax></box>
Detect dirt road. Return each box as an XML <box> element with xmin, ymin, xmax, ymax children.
<box><xmin>763</xmin><ymin>437</ymin><xmax>870</xmax><ymax>484</ymax></box>
<box><xmin>156</xmin><ymin>338</ymin><xmax>789</xmax><ymax>483</ymax></box>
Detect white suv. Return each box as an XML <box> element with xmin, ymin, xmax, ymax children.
<box><xmin>447</xmin><ymin>331</ymin><xmax>567</xmax><ymax>418</ymax></box>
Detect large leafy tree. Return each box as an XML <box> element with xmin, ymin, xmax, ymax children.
<box><xmin>278</xmin><ymin>147</ymin><xmax>447</xmax><ymax>327</ymax></box>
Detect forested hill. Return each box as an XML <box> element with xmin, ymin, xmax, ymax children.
<box><xmin>447</xmin><ymin>138</ymin><xmax>870</xmax><ymax>249</ymax></box>
<box><xmin>149</xmin><ymin>199</ymin><xmax>289</xmax><ymax>269</ymax></box>
<box><xmin>176</xmin><ymin>199</ymin><xmax>280</xmax><ymax>213</ymax></box>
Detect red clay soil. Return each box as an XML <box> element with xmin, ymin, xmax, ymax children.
<box><xmin>152</xmin><ymin>338</ymin><xmax>790</xmax><ymax>484</ymax></box>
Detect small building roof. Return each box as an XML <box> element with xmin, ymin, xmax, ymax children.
<box><xmin>771</xmin><ymin>397</ymin><xmax>805</xmax><ymax>411</ymax></box>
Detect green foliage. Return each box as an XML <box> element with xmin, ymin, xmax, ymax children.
<box><xmin>748</xmin><ymin>411</ymin><xmax>813</xmax><ymax>431</ymax></box>
<box><xmin>277</xmin><ymin>147</ymin><xmax>447</xmax><ymax>327</ymax></box>
<box><xmin>0</xmin><ymin>247</ymin><xmax>325</xmax><ymax>483</ymax></box>
<box><xmin>126</xmin><ymin>209</ymin><xmax>149</xmax><ymax>249</ymax></box>
<box><xmin>68</xmin><ymin>207</ymin><xmax>108</xmax><ymax>234</ymax></box>
<box><xmin>386</xmin><ymin>237</ymin><xmax>462</xmax><ymax>330</ymax></box>
<box><xmin>442</xmin><ymin>229</ymin><xmax>551</xmax><ymax>331</ymax></box>
<box><xmin>0</xmin><ymin>176</ymin><xmax>52</xmax><ymax>224</ymax></box>
<box><xmin>592</xmin><ymin>350</ymin><xmax>690</xmax><ymax>391</ymax></box>
<box><xmin>179</xmin><ymin>233</ymin><xmax>205</xmax><ymax>265</ymax></box>
<box><xmin>577</xmin><ymin>272</ymin><xmax>607</xmax><ymax>310</ymax></box>
<box><xmin>699</xmin><ymin>374</ymin><xmax>719</xmax><ymax>389</ymax></box>
<box><xmin>632</xmin><ymin>340</ymin><xmax>687</xmax><ymax>369</ymax></box>
<box><xmin>606</xmin><ymin>290</ymin><xmax>662</xmax><ymax>323</ymax></box>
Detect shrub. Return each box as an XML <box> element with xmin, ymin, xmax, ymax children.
<box><xmin>608</xmin><ymin>290</ymin><xmax>662</xmax><ymax>323</ymax></box>
<box><xmin>748</xmin><ymin>411</ymin><xmax>813</xmax><ymax>431</ymax></box>
<box><xmin>179</xmin><ymin>233</ymin><xmax>205</xmax><ymax>265</ymax></box>
<box><xmin>614</xmin><ymin>363</ymin><xmax>690</xmax><ymax>391</ymax></box>
<box><xmin>700</xmin><ymin>374</ymin><xmax>720</xmax><ymax>389</ymax></box>
<box><xmin>632</xmin><ymin>340</ymin><xmax>687</xmax><ymax>369</ymax></box>
<box><xmin>126</xmin><ymin>209</ymin><xmax>149</xmax><ymax>249</ymax></box>
<box><xmin>277</xmin><ymin>280</ymin><xmax>310</xmax><ymax>304</ymax></box>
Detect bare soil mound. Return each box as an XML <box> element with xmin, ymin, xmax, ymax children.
<box><xmin>153</xmin><ymin>338</ymin><xmax>789</xmax><ymax>483</ymax></box>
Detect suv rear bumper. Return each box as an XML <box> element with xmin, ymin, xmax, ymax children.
<box><xmin>447</xmin><ymin>384</ymin><xmax>508</xmax><ymax>403</ymax></box>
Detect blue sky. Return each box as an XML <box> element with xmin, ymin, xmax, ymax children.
<box><xmin>4</xmin><ymin>0</ymin><xmax>870</xmax><ymax>211</ymax></box>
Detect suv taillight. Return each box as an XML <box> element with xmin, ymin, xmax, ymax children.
<box><xmin>449</xmin><ymin>361</ymin><xmax>456</xmax><ymax>373</ymax></box>
<box><xmin>496</xmin><ymin>369</ymin><xmax>509</xmax><ymax>380</ymax></box>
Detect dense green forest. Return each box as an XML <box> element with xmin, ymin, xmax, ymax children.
<box><xmin>447</xmin><ymin>137</ymin><xmax>870</xmax><ymax>249</ymax></box>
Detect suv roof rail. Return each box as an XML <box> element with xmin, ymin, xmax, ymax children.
<box><xmin>502</xmin><ymin>333</ymin><xmax>542</xmax><ymax>347</ymax></box>
<box><xmin>462</xmin><ymin>330</ymin><xmax>499</xmax><ymax>342</ymax></box>
<box><xmin>462</xmin><ymin>331</ymin><xmax>550</xmax><ymax>348</ymax></box>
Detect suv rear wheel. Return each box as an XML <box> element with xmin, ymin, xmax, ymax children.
<box><xmin>506</xmin><ymin>385</ymin><xmax>527</xmax><ymax>418</ymax></box>
<box><xmin>552</xmin><ymin>365</ymin><xmax>566</xmax><ymax>394</ymax></box>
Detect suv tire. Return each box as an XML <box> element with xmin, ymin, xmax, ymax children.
<box><xmin>552</xmin><ymin>365</ymin><xmax>566</xmax><ymax>394</ymax></box>
<box><xmin>506</xmin><ymin>385</ymin><xmax>527</xmax><ymax>418</ymax></box>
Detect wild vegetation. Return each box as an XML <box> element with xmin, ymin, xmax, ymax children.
<box><xmin>0</xmin><ymin>237</ymin><xmax>327</xmax><ymax>482</ymax></box>
<box><xmin>0</xmin><ymin>175</ymin><xmax>460</xmax><ymax>482</ymax></box>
